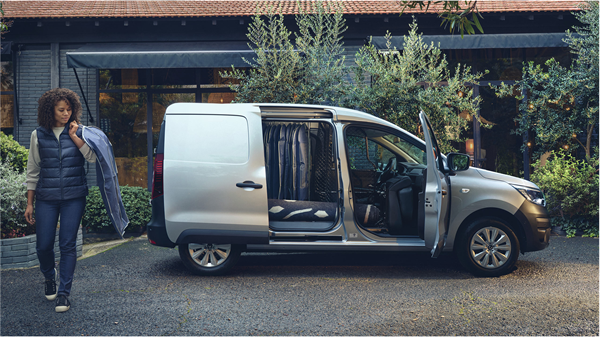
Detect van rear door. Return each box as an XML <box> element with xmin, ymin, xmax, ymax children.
<box><xmin>163</xmin><ymin>103</ymin><xmax>269</xmax><ymax>245</ymax></box>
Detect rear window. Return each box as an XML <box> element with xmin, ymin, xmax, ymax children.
<box><xmin>165</xmin><ymin>114</ymin><xmax>249</xmax><ymax>164</ymax></box>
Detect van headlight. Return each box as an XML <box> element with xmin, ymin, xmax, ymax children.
<box><xmin>511</xmin><ymin>185</ymin><xmax>546</xmax><ymax>207</ymax></box>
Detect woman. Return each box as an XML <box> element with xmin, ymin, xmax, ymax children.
<box><xmin>24</xmin><ymin>88</ymin><xmax>96</xmax><ymax>313</ymax></box>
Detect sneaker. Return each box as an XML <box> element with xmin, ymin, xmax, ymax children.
<box><xmin>44</xmin><ymin>268</ymin><xmax>57</xmax><ymax>301</ymax></box>
<box><xmin>55</xmin><ymin>295</ymin><xmax>70</xmax><ymax>313</ymax></box>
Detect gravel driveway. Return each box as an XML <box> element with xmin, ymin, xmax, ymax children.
<box><xmin>1</xmin><ymin>235</ymin><xmax>598</xmax><ymax>336</ymax></box>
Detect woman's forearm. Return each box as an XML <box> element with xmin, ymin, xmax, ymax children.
<box><xmin>27</xmin><ymin>190</ymin><xmax>35</xmax><ymax>206</ymax></box>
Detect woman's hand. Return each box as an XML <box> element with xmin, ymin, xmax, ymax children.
<box><xmin>69</xmin><ymin>120</ymin><xmax>79</xmax><ymax>138</ymax></box>
<box><xmin>69</xmin><ymin>121</ymin><xmax>85</xmax><ymax>149</ymax></box>
<box><xmin>25</xmin><ymin>204</ymin><xmax>35</xmax><ymax>225</ymax></box>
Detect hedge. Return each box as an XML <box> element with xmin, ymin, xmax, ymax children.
<box><xmin>82</xmin><ymin>186</ymin><xmax>151</xmax><ymax>234</ymax></box>
<box><xmin>0</xmin><ymin>132</ymin><xmax>29</xmax><ymax>173</ymax></box>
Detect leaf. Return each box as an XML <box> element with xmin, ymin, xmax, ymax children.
<box><xmin>464</xmin><ymin>20</ymin><xmax>475</xmax><ymax>35</ymax></box>
<box><xmin>472</xmin><ymin>12</ymin><xmax>484</xmax><ymax>33</ymax></box>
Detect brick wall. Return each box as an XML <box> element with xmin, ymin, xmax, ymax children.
<box><xmin>16</xmin><ymin>49</ymin><xmax>51</xmax><ymax>148</ymax></box>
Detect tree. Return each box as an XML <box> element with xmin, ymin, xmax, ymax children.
<box><xmin>348</xmin><ymin>21</ymin><xmax>486</xmax><ymax>153</ymax></box>
<box><xmin>399</xmin><ymin>1</ymin><xmax>483</xmax><ymax>37</ymax></box>
<box><xmin>224</xmin><ymin>5</ymin><xmax>485</xmax><ymax>153</ymax></box>
<box><xmin>294</xmin><ymin>1</ymin><xmax>348</xmax><ymax>105</ymax></box>
<box><xmin>221</xmin><ymin>1</ymin><xmax>348</xmax><ymax>105</ymax></box>
<box><xmin>494</xmin><ymin>1</ymin><xmax>598</xmax><ymax>162</ymax></box>
<box><xmin>0</xmin><ymin>2</ymin><xmax>13</xmax><ymax>41</ymax></box>
<box><xmin>0</xmin><ymin>2</ymin><xmax>7</xmax><ymax>32</ymax></box>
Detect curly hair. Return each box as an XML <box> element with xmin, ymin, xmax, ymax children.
<box><xmin>37</xmin><ymin>88</ymin><xmax>82</xmax><ymax>130</ymax></box>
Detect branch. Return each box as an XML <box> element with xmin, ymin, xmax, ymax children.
<box><xmin>398</xmin><ymin>1</ymin><xmax>483</xmax><ymax>36</ymax></box>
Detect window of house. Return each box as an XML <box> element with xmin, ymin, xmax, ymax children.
<box><xmin>1</xmin><ymin>61</ymin><xmax>15</xmax><ymax>135</ymax></box>
<box><xmin>98</xmin><ymin>67</ymin><xmax>245</xmax><ymax>189</ymax></box>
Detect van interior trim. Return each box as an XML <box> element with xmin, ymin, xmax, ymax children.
<box><xmin>269</xmin><ymin>221</ymin><xmax>336</xmax><ymax>232</ymax></box>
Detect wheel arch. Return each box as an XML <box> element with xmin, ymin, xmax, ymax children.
<box><xmin>452</xmin><ymin>208</ymin><xmax>526</xmax><ymax>254</ymax></box>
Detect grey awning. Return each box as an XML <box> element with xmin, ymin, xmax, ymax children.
<box><xmin>66</xmin><ymin>42</ymin><xmax>254</xmax><ymax>69</ymax></box>
<box><xmin>370</xmin><ymin>33</ymin><xmax>569</xmax><ymax>50</ymax></box>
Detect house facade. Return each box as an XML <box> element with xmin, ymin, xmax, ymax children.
<box><xmin>1</xmin><ymin>1</ymin><xmax>583</xmax><ymax>188</ymax></box>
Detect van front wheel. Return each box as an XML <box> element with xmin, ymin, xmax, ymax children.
<box><xmin>178</xmin><ymin>243</ymin><xmax>242</xmax><ymax>276</ymax></box>
<box><xmin>456</xmin><ymin>217</ymin><xmax>520</xmax><ymax>277</ymax></box>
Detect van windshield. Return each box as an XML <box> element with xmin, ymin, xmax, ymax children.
<box><xmin>382</xmin><ymin>134</ymin><xmax>426</xmax><ymax>165</ymax></box>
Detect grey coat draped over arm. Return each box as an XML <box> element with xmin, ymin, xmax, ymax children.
<box><xmin>77</xmin><ymin>126</ymin><xmax>129</xmax><ymax>238</ymax></box>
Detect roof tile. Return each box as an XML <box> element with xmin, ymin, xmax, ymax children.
<box><xmin>2</xmin><ymin>1</ymin><xmax>584</xmax><ymax>19</ymax></box>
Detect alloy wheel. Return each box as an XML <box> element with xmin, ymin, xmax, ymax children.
<box><xmin>188</xmin><ymin>243</ymin><xmax>232</xmax><ymax>268</ymax></box>
<box><xmin>469</xmin><ymin>226</ymin><xmax>512</xmax><ymax>269</ymax></box>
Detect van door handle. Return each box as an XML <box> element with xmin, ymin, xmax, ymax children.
<box><xmin>236</xmin><ymin>181</ymin><xmax>263</xmax><ymax>189</ymax></box>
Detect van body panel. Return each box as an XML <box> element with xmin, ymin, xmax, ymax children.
<box><xmin>476</xmin><ymin>168</ymin><xmax>539</xmax><ymax>188</ymax></box>
<box><xmin>444</xmin><ymin>168</ymin><xmax>525</xmax><ymax>250</ymax></box>
<box><xmin>163</xmin><ymin>104</ymin><xmax>269</xmax><ymax>244</ymax></box>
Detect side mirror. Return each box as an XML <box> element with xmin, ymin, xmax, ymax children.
<box><xmin>447</xmin><ymin>153</ymin><xmax>470</xmax><ymax>172</ymax></box>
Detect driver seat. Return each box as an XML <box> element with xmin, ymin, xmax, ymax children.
<box><xmin>385</xmin><ymin>176</ymin><xmax>413</xmax><ymax>235</ymax></box>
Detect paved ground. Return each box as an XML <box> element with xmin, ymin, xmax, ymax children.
<box><xmin>1</xmin><ymin>235</ymin><xmax>598</xmax><ymax>336</ymax></box>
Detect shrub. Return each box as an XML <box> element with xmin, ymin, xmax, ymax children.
<box><xmin>531</xmin><ymin>149</ymin><xmax>599</xmax><ymax>237</ymax></box>
<box><xmin>83</xmin><ymin>185</ymin><xmax>151</xmax><ymax>234</ymax></box>
<box><xmin>0</xmin><ymin>161</ymin><xmax>34</xmax><ymax>238</ymax></box>
<box><xmin>1</xmin><ymin>132</ymin><xmax>29</xmax><ymax>173</ymax></box>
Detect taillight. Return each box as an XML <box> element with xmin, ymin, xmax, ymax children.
<box><xmin>151</xmin><ymin>153</ymin><xmax>164</xmax><ymax>199</ymax></box>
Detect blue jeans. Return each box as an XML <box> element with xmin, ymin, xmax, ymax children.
<box><xmin>36</xmin><ymin>197</ymin><xmax>86</xmax><ymax>297</ymax></box>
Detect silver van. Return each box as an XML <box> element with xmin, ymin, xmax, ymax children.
<box><xmin>147</xmin><ymin>103</ymin><xmax>550</xmax><ymax>277</ymax></box>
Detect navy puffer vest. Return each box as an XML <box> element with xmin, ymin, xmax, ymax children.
<box><xmin>36</xmin><ymin>126</ymin><xmax>88</xmax><ymax>200</ymax></box>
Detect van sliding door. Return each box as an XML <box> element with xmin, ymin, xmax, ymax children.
<box><xmin>162</xmin><ymin>104</ymin><xmax>269</xmax><ymax>245</ymax></box>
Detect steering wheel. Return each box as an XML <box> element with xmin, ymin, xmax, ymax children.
<box><xmin>377</xmin><ymin>157</ymin><xmax>396</xmax><ymax>184</ymax></box>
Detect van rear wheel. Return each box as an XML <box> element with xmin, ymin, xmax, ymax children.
<box><xmin>178</xmin><ymin>243</ymin><xmax>242</xmax><ymax>276</ymax></box>
<box><xmin>456</xmin><ymin>217</ymin><xmax>520</xmax><ymax>277</ymax></box>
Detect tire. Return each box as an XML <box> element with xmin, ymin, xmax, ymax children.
<box><xmin>456</xmin><ymin>217</ymin><xmax>520</xmax><ymax>277</ymax></box>
<box><xmin>178</xmin><ymin>243</ymin><xmax>242</xmax><ymax>276</ymax></box>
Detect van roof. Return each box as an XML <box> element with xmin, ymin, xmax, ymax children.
<box><xmin>165</xmin><ymin>102</ymin><xmax>425</xmax><ymax>145</ymax></box>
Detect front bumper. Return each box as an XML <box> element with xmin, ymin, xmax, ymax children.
<box><xmin>515</xmin><ymin>200</ymin><xmax>551</xmax><ymax>252</ymax></box>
